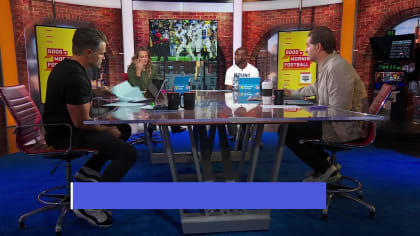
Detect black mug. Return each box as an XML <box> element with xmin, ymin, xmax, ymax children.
<box><xmin>180</xmin><ymin>92</ymin><xmax>196</xmax><ymax>110</ymax></box>
<box><xmin>167</xmin><ymin>92</ymin><xmax>180</xmax><ymax>110</ymax></box>
<box><xmin>274</xmin><ymin>89</ymin><xmax>284</xmax><ymax>105</ymax></box>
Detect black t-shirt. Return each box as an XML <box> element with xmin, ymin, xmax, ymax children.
<box><xmin>43</xmin><ymin>58</ymin><xmax>92</xmax><ymax>144</ymax></box>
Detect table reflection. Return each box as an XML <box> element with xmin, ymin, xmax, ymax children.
<box><xmin>87</xmin><ymin>90</ymin><xmax>382</xmax><ymax>125</ymax></box>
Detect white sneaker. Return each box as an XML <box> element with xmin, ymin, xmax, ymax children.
<box><xmin>303</xmin><ymin>164</ymin><xmax>341</xmax><ymax>183</ymax></box>
<box><xmin>73</xmin><ymin>209</ymin><xmax>112</xmax><ymax>227</ymax></box>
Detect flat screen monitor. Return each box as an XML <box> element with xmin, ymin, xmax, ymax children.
<box><xmin>149</xmin><ymin>19</ymin><xmax>218</xmax><ymax>61</ymax></box>
<box><xmin>370</xmin><ymin>34</ymin><xmax>415</xmax><ymax>61</ymax></box>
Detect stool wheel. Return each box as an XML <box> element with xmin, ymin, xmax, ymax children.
<box><xmin>18</xmin><ymin>221</ymin><xmax>25</xmax><ymax>229</ymax></box>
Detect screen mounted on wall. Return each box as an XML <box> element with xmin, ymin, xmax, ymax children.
<box><xmin>149</xmin><ymin>19</ymin><xmax>217</xmax><ymax>62</ymax></box>
<box><xmin>370</xmin><ymin>34</ymin><xmax>415</xmax><ymax>62</ymax></box>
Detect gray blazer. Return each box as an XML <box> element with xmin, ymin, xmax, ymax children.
<box><xmin>290</xmin><ymin>52</ymin><xmax>367</xmax><ymax>143</ymax></box>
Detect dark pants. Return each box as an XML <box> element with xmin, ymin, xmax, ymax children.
<box><xmin>227</xmin><ymin>124</ymin><xmax>247</xmax><ymax>150</ymax></box>
<box><xmin>283</xmin><ymin>122</ymin><xmax>330</xmax><ymax>174</ymax></box>
<box><xmin>49</xmin><ymin>124</ymin><xmax>137</xmax><ymax>182</ymax></box>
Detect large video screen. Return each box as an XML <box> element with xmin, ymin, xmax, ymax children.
<box><xmin>149</xmin><ymin>19</ymin><xmax>218</xmax><ymax>61</ymax></box>
<box><xmin>370</xmin><ymin>34</ymin><xmax>415</xmax><ymax>61</ymax></box>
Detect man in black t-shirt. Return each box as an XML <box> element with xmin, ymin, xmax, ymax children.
<box><xmin>43</xmin><ymin>28</ymin><xmax>137</xmax><ymax>227</ymax></box>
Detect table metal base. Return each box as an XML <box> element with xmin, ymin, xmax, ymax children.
<box><xmin>158</xmin><ymin>123</ymin><xmax>288</xmax><ymax>234</ymax></box>
<box><xmin>149</xmin><ymin>151</ymin><xmax>246</xmax><ymax>164</ymax></box>
<box><xmin>181</xmin><ymin>209</ymin><xmax>271</xmax><ymax>234</ymax></box>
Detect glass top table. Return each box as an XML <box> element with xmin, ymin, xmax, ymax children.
<box><xmin>86</xmin><ymin>90</ymin><xmax>383</xmax><ymax>125</ymax></box>
<box><xmin>85</xmin><ymin>90</ymin><xmax>384</xmax><ymax>234</ymax></box>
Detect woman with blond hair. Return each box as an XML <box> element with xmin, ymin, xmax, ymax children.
<box><xmin>127</xmin><ymin>47</ymin><xmax>185</xmax><ymax>133</ymax></box>
<box><xmin>127</xmin><ymin>46</ymin><xmax>158</xmax><ymax>90</ymax></box>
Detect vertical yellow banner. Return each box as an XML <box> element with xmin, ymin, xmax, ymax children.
<box><xmin>277</xmin><ymin>31</ymin><xmax>317</xmax><ymax>90</ymax></box>
<box><xmin>35</xmin><ymin>26</ymin><xmax>76</xmax><ymax>103</ymax></box>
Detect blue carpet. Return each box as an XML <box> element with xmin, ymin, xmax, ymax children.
<box><xmin>0</xmin><ymin>132</ymin><xmax>419</xmax><ymax>235</ymax></box>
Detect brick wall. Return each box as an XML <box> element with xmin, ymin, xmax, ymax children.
<box><xmin>244</xmin><ymin>1</ymin><xmax>420</xmax><ymax>98</ymax></box>
<box><xmin>132</xmin><ymin>11</ymin><xmax>232</xmax><ymax>87</ymax></box>
<box><xmin>131</xmin><ymin>4</ymin><xmax>342</xmax><ymax>87</ymax></box>
<box><xmin>244</xmin><ymin>4</ymin><xmax>342</xmax><ymax>64</ymax></box>
<box><xmin>10</xmin><ymin>1</ymin><xmax>420</xmax><ymax>92</ymax></box>
<box><xmin>11</xmin><ymin>0</ymin><xmax>122</xmax><ymax>87</ymax></box>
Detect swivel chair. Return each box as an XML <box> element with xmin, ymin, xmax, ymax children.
<box><xmin>300</xmin><ymin>84</ymin><xmax>393</xmax><ymax>220</ymax></box>
<box><xmin>0</xmin><ymin>85</ymin><xmax>96</xmax><ymax>235</ymax></box>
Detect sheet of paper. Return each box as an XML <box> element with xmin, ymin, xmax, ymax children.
<box><xmin>111</xmin><ymin>81</ymin><xmax>146</xmax><ymax>102</ymax></box>
<box><xmin>103</xmin><ymin>102</ymin><xmax>145</xmax><ymax>107</ymax></box>
<box><xmin>140</xmin><ymin>105</ymin><xmax>154</xmax><ymax>110</ymax></box>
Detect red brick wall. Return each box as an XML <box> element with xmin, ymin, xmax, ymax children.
<box><xmin>244</xmin><ymin>1</ymin><xmax>420</xmax><ymax>98</ymax></box>
<box><xmin>244</xmin><ymin>4</ymin><xmax>343</xmax><ymax>64</ymax></box>
<box><xmin>11</xmin><ymin>0</ymin><xmax>122</xmax><ymax>87</ymax></box>
<box><xmin>131</xmin><ymin>4</ymin><xmax>342</xmax><ymax>86</ymax></box>
<box><xmin>355</xmin><ymin>0</ymin><xmax>420</xmax><ymax>97</ymax></box>
<box><xmin>132</xmin><ymin>11</ymin><xmax>233</xmax><ymax>87</ymax></box>
<box><xmin>11</xmin><ymin>1</ymin><xmax>420</xmax><ymax>92</ymax></box>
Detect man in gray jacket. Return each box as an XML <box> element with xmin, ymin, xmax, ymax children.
<box><xmin>284</xmin><ymin>26</ymin><xmax>367</xmax><ymax>182</ymax></box>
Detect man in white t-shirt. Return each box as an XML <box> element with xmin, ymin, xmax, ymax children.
<box><xmin>225</xmin><ymin>47</ymin><xmax>260</xmax><ymax>90</ymax></box>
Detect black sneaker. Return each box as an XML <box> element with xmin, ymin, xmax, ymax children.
<box><xmin>74</xmin><ymin>167</ymin><xmax>100</xmax><ymax>182</ymax></box>
<box><xmin>104</xmin><ymin>210</ymin><xmax>112</xmax><ymax>218</ymax></box>
<box><xmin>73</xmin><ymin>209</ymin><xmax>112</xmax><ymax>227</ymax></box>
<box><xmin>128</xmin><ymin>136</ymin><xmax>145</xmax><ymax>145</ymax></box>
<box><xmin>171</xmin><ymin>126</ymin><xmax>186</xmax><ymax>133</ymax></box>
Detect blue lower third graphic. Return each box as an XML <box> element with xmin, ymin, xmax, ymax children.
<box><xmin>72</xmin><ymin>182</ymin><xmax>326</xmax><ymax>209</ymax></box>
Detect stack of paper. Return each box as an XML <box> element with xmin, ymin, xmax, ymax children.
<box><xmin>111</xmin><ymin>81</ymin><xmax>146</xmax><ymax>102</ymax></box>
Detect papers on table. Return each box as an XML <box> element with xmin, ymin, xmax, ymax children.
<box><xmin>140</xmin><ymin>105</ymin><xmax>154</xmax><ymax>110</ymax></box>
<box><xmin>103</xmin><ymin>102</ymin><xmax>145</xmax><ymax>107</ymax></box>
<box><xmin>102</xmin><ymin>102</ymin><xmax>153</xmax><ymax>110</ymax></box>
<box><xmin>111</xmin><ymin>81</ymin><xmax>147</xmax><ymax>102</ymax></box>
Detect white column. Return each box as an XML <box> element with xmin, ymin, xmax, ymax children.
<box><xmin>121</xmin><ymin>0</ymin><xmax>134</xmax><ymax>73</ymax></box>
<box><xmin>233</xmin><ymin>0</ymin><xmax>242</xmax><ymax>63</ymax></box>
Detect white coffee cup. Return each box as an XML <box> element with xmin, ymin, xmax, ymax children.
<box><xmin>261</xmin><ymin>81</ymin><xmax>273</xmax><ymax>105</ymax></box>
